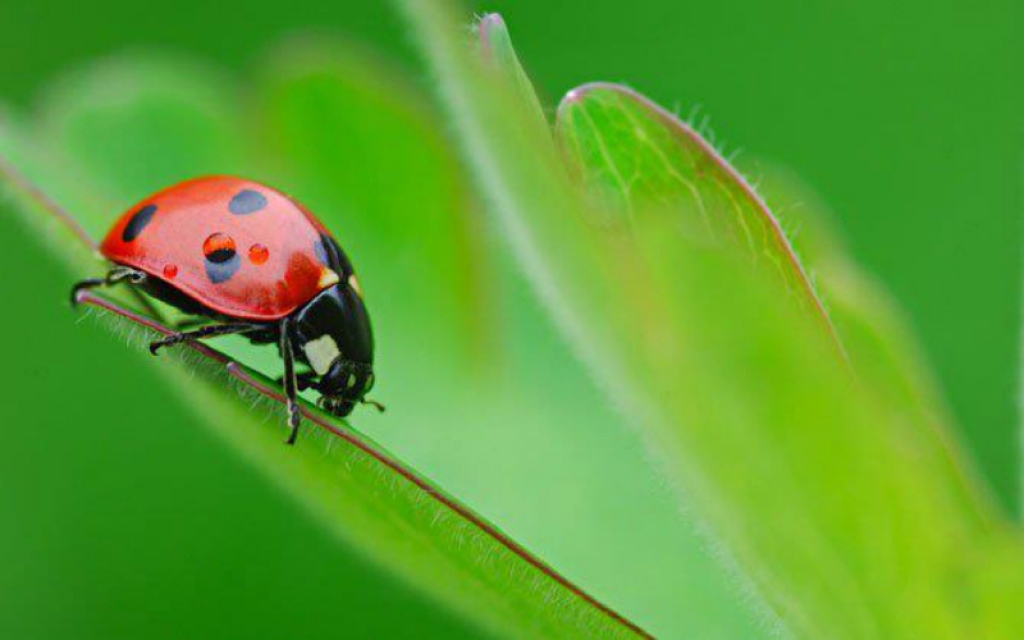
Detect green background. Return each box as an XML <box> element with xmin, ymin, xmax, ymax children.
<box><xmin>0</xmin><ymin>0</ymin><xmax>1018</xmax><ymax>637</ymax></box>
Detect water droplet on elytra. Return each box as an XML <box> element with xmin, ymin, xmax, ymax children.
<box><xmin>203</xmin><ymin>233</ymin><xmax>236</xmax><ymax>263</ymax></box>
<box><xmin>249</xmin><ymin>243</ymin><xmax>269</xmax><ymax>265</ymax></box>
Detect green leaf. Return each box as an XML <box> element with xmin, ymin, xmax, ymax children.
<box><xmin>756</xmin><ymin>166</ymin><xmax>998</xmax><ymax>522</ymax></box>
<box><xmin>627</xmin><ymin>217</ymin><xmax>1019</xmax><ymax>637</ymax></box>
<box><xmin>251</xmin><ymin>36</ymin><xmax>763</xmax><ymax>638</ymax></box>
<box><xmin>555</xmin><ymin>83</ymin><xmax>838</xmax><ymax>343</ymax></box>
<box><xmin>477</xmin><ymin>13</ymin><xmax>548</xmax><ymax>127</ymax></box>
<box><xmin>396</xmin><ymin>3</ymin><xmax>1019</xmax><ymax>636</ymax></box>
<box><xmin>0</xmin><ymin>54</ymin><xmax>648</xmax><ymax>638</ymax></box>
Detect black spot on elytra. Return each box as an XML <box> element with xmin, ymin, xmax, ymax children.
<box><xmin>205</xmin><ymin>252</ymin><xmax>241</xmax><ymax>284</ymax></box>
<box><xmin>229</xmin><ymin>189</ymin><xmax>268</xmax><ymax>215</ymax></box>
<box><xmin>122</xmin><ymin>204</ymin><xmax>157</xmax><ymax>242</ymax></box>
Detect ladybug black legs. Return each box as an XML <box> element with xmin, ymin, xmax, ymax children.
<box><xmin>148</xmin><ymin>319</ymin><xmax>302</xmax><ymax>445</ymax></box>
<box><xmin>279</xmin><ymin>317</ymin><xmax>302</xmax><ymax>445</ymax></box>
<box><xmin>273</xmin><ymin>370</ymin><xmax>316</xmax><ymax>389</ymax></box>
<box><xmin>71</xmin><ymin>266</ymin><xmax>146</xmax><ymax>305</ymax></box>
<box><xmin>148</xmin><ymin>322</ymin><xmax>261</xmax><ymax>355</ymax></box>
<box><xmin>284</xmin><ymin>370</ymin><xmax>318</xmax><ymax>391</ymax></box>
<box><xmin>71</xmin><ymin>266</ymin><xmax>164</xmax><ymax>320</ymax></box>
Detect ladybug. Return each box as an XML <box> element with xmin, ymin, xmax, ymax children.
<box><xmin>72</xmin><ymin>175</ymin><xmax>379</xmax><ymax>444</ymax></box>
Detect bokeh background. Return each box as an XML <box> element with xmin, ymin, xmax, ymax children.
<box><xmin>1</xmin><ymin>0</ymin><xmax>1019</xmax><ymax>637</ymax></box>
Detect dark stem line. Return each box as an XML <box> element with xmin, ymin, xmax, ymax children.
<box><xmin>76</xmin><ymin>290</ymin><xmax>654</xmax><ymax>639</ymax></box>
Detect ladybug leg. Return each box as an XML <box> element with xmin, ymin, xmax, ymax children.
<box><xmin>296</xmin><ymin>371</ymin><xmax>317</xmax><ymax>391</ymax></box>
<box><xmin>71</xmin><ymin>266</ymin><xmax>164</xmax><ymax>321</ymax></box>
<box><xmin>274</xmin><ymin>370</ymin><xmax>316</xmax><ymax>391</ymax></box>
<box><xmin>148</xmin><ymin>322</ymin><xmax>260</xmax><ymax>355</ymax></box>
<box><xmin>173</xmin><ymin>317</ymin><xmax>213</xmax><ymax>332</ymax></box>
<box><xmin>279</xmin><ymin>317</ymin><xmax>302</xmax><ymax>445</ymax></box>
<box><xmin>70</xmin><ymin>266</ymin><xmax>146</xmax><ymax>306</ymax></box>
<box><xmin>70</xmin><ymin>278</ymin><xmax>105</xmax><ymax>304</ymax></box>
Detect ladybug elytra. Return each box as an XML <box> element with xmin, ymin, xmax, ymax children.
<box><xmin>72</xmin><ymin>176</ymin><xmax>379</xmax><ymax>444</ymax></box>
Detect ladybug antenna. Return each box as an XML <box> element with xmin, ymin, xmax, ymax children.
<box><xmin>362</xmin><ymin>398</ymin><xmax>386</xmax><ymax>413</ymax></box>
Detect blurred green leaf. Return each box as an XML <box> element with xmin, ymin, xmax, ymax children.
<box><xmin>0</xmin><ymin>111</ymin><xmax>98</xmax><ymax>272</ymax></box>
<box><xmin>0</xmin><ymin>54</ymin><xmax>647</xmax><ymax>638</ymax></box>
<box><xmin>397</xmin><ymin>3</ymin><xmax>1021</xmax><ymax>636</ymax></box>
<box><xmin>757</xmin><ymin>166</ymin><xmax>998</xmax><ymax>523</ymax></box>
<box><xmin>36</xmin><ymin>54</ymin><xmax>246</xmax><ymax>210</ymax></box>
<box><xmin>477</xmin><ymin>13</ymin><xmax>547</xmax><ymax>127</ymax></box>
<box><xmin>629</xmin><ymin>216</ymin><xmax>1022</xmax><ymax>638</ymax></box>
<box><xmin>250</xmin><ymin>35</ymin><xmax>488</xmax><ymax>403</ymax></box>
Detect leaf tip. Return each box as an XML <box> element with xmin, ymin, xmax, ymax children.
<box><xmin>476</xmin><ymin>12</ymin><xmax>507</xmax><ymax>47</ymax></box>
<box><xmin>477</xmin><ymin>12</ymin><xmax>505</xmax><ymax>28</ymax></box>
<box><xmin>555</xmin><ymin>81</ymin><xmax>633</xmax><ymax>127</ymax></box>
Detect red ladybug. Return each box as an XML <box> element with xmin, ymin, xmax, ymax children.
<box><xmin>72</xmin><ymin>176</ymin><xmax>378</xmax><ymax>444</ymax></box>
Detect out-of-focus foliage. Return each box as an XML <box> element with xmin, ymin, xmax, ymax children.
<box><xmin>398</xmin><ymin>3</ymin><xmax>1024</xmax><ymax>637</ymax></box>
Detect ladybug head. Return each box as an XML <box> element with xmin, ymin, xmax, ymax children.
<box><xmin>289</xmin><ymin>281</ymin><xmax>377</xmax><ymax>418</ymax></box>
<box><xmin>317</xmin><ymin>359</ymin><xmax>375</xmax><ymax>418</ymax></box>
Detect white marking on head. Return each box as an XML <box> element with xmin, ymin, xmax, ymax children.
<box><xmin>304</xmin><ymin>334</ymin><xmax>341</xmax><ymax>376</ymax></box>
